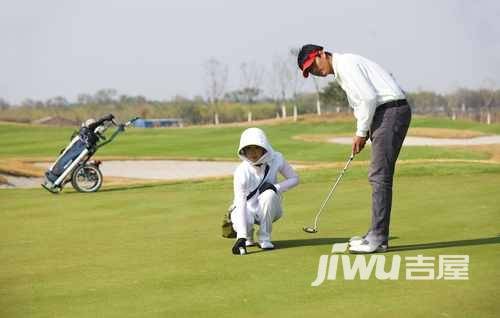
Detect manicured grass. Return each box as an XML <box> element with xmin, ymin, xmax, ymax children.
<box><xmin>411</xmin><ymin>117</ymin><xmax>500</xmax><ymax>134</ymax></box>
<box><xmin>1</xmin><ymin>163</ymin><xmax>499</xmax><ymax>318</ymax></box>
<box><xmin>0</xmin><ymin>117</ymin><xmax>497</xmax><ymax>162</ymax></box>
<box><xmin>1</xmin><ymin>118</ymin><xmax>499</xmax><ymax>317</ymax></box>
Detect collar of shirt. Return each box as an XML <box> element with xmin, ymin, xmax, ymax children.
<box><xmin>331</xmin><ymin>52</ymin><xmax>341</xmax><ymax>83</ymax></box>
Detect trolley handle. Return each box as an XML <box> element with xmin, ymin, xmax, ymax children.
<box><xmin>125</xmin><ymin>117</ymin><xmax>140</xmax><ymax>127</ymax></box>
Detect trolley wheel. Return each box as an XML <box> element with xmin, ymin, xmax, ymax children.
<box><xmin>71</xmin><ymin>164</ymin><xmax>103</xmax><ymax>193</ymax></box>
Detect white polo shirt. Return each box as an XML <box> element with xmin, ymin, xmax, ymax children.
<box><xmin>331</xmin><ymin>53</ymin><xmax>406</xmax><ymax>137</ymax></box>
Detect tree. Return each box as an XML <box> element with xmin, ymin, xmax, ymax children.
<box><xmin>119</xmin><ymin>94</ymin><xmax>147</xmax><ymax>104</ymax></box>
<box><xmin>239</xmin><ymin>61</ymin><xmax>264</xmax><ymax>104</ymax></box>
<box><xmin>479</xmin><ymin>79</ymin><xmax>496</xmax><ymax>124</ymax></box>
<box><xmin>319</xmin><ymin>81</ymin><xmax>348</xmax><ymax>111</ymax></box>
<box><xmin>407</xmin><ymin>91</ymin><xmax>448</xmax><ymax>114</ymax></box>
<box><xmin>288</xmin><ymin>48</ymin><xmax>304</xmax><ymax>105</ymax></box>
<box><xmin>77</xmin><ymin>93</ymin><xmax>94</xmax><ymax>105</ymax></box>
<box><xmin>312</xmin><ymin>77</ymin><xmax>322</xmax><ymax>115</ymax></box>
<box><xmin>46</xmin><ymin>96</ymin><xmax>69</xmax><ymax>107</ymax></box>
<box><xmin>269</xmin><ymin>49</ymin><xmax>305</xmax><ymax>119</ymax></box>
<box><xmin>0</xmin><ymin>98</ymin><xmax>10</xmax><ymax>110</ymax></box>
<box><xmin>224</xmin><ymin>88</ymin><xmax>261</xmax><ymax>104</ymax></box>
<box><xmin>204</xmin><ymin>58</ymin><xmax>228</xmax><ymax>125</ymax></box>
<box><xmin>21</xmin><ymin>98</ymin><xmax>44</xmax><ymax>108</ymax></box>
<box><xmin>94</xmin><ymin>89</ymin><xmax>117</xmax><ymax>104</ymax></box>
<box><xmin>271</xmin><ymin>56</ymin><xmax>293</xmax><ymax>117</ymax></box>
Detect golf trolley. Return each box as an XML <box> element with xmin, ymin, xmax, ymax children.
<box><xmin>41</xmin><ymin>115</ymin><xmax>139</xmax><ymax>194</ymax></box>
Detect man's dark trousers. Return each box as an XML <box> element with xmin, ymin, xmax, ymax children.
<box><xmin>367</xmin><ymin>101</ymin><xmax>412</xmax><ymax>244</ymax></box>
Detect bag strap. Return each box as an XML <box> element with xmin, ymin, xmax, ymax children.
<box><xmin>246</xmin><ymin>164</ymin><xmax>269</xmax><ymax>201</ymax></box>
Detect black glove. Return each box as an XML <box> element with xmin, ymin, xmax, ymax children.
<box><xmin>104</xmin><ymin>113</ymin><xmax>115</xmax><ymax>121</ymax></box>
<box><xmin>259</xmin><ymin>182</ymin><xmax>277</xmax><ymax>194</ymax></box>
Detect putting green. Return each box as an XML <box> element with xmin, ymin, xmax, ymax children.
<box><xmin>1</xmin><ymin>163</ymin><xmax>499</xmax><ymax>318</ymax></box>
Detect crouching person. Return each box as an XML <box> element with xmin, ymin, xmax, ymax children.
<box><xmin>231</xmin><ymin>128</ymin><xmax>299</xmax><ymax>255</ymax></box>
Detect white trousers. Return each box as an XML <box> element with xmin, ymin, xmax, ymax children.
<box><xmin>234</xmin><ymin>190</ymin><xmax>283</xmax><ymax>241</ymax></box>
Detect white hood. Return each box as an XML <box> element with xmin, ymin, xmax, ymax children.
<box><xmin>237</xmin><ymin>128</ymin><xmax>274</xmax><ymax>166</ymax></box>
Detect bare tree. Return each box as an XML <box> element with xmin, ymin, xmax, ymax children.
<box><xmin>0</xmin><ymin>98</ymin><xmax>10</xmax><ymax>110</ymax></box>
<box><xmin>289</xmin><ymin>48</ymin><xmax>305</xmax><ymax>118</ymax></box>
<box><xmin>21</xmin><ymin>98</ymin><xmax>43</xmax><ymax>108</ymax></box>
<box><xmin>240</xmin><ymin>61</ymin><xmax>264</xmax><ymax>104</ymax></box>
<box><xmin>481</xmin><ymin>78</ymin><xmax>496</xmax><ymax>125</ymax></box>
<box><xmin>312</xmin><ymin>77</ymin><xmax>322</xmax><ymax>115</ymax></box>
<box><xmin>204</xmin><ymin>58</ymin><xmax>228</xmax><ymax>125</ymax></box>
<box><xmin>271</xmin><ymin>56</ymin><xmax>293</xmax><ymax>118</ymax></box>
<box><xmin>46</xmin><ymin>96</ymin><xmax>69</xmax><ymax>107</ymax></box>
<box><xmin>77</xmin><ymin>93</ymin><xmax>94</xmax><ymax>105</ymax></box>
<box><xmin>94</xmin><ymin>89</ymin><xmax>117</xmax><ymax>104</ymax></box>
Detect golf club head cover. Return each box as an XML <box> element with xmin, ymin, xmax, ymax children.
<box><xmin>259</xmin><ymin>182</ymin><xmax>277</xmax><ymax>194</ymax></box>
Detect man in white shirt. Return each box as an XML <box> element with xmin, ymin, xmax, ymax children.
<box><xmin>297</xmin><ymin>44</ymin><xmax>412</xmax><ymax>253</ymax></box>
<box><xmin>231</xmin><ymin>127</ymin><xmax>299</xmax><ymax>255</ymax></box>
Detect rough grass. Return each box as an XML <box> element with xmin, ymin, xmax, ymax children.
<box><xmin>0</xmin><ymin>163</ymin><xmax>499</xmax><ymax>318</ymax></box>
<box><xmin>0</xmin><ymin>159</ymin><xmax>45</xmax><ymax>177</ymax></box>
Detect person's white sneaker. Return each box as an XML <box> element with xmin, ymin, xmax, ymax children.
<box><xmin>348</xmin><ymin>235</ymin><xmax>365</xmax><ymax>246</ymax></box>
<box><xmin>245</xmin><ymin>229</ymin><xmax>256</xmax><ymax>247</ymax></box>
<box><xmin>349</xmin><ymin>240</ymin><xmax>388</xmax><ymax>253</ymax></box>
<box><xmin>259</xmin><ymin>241</ymin><xmax>275</xmax><ymax>250</ymax></box>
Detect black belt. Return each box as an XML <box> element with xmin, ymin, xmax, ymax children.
<box><xmin>378</xmin><ymin>99</ymin><xmax>408</xmax><ymax>110</ymax></box>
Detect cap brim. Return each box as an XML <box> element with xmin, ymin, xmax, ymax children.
<box><xmin>301</xmin><ymin>59</ymin><xmax>315</xmax><ymax>78</ymax></box>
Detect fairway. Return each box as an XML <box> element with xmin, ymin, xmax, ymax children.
<box><xmin>2</xmin><ymin>117</ymin><xmax>499</xmax><ymax>163</ymax></box>
<box><xmin>1</xmin><ymin>163</ymin><xmax>499</xmax><ymax>318</ymax></box>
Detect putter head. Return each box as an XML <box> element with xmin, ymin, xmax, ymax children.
<box><xmin>303</xmin><ymin>226</ymin><xmax>318</xmax><ymax>234</ymax></box>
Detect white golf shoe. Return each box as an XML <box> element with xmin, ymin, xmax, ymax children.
<box><xmin>258</xmin><ymin>241</ymin><xmax>275</xmax><ymax>250</ymax></box>
<box><xmin>348</xmin><ymin>235</ymin><xmax>366</xmax><ymax>246</ymax></box>
<box><xmin>349</xmin><ymin>239</ymin><xmax>388</xmax><ymax>253</ymax></box>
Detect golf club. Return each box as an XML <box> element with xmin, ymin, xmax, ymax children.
<box><xmin>303</xmin><ymin>153</ymin><xmax>355</xmax><ymax>234</ymax></box>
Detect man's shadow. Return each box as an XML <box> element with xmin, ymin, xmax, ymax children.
<box><xmin>270</xmin><ymin>236</ymin><xmax>499</xmax><ymax>253</ymax></box>
<box><xmin>388</xmin><ymin>236</ymin><xmax>500</xmax><ymax>253</ymax></box>
<box><xmin>273</xmin><ymin>236</ymin><xmax>401</xmax><ymax>249</ymax></box>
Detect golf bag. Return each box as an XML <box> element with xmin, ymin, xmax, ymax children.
<box><xmin>41</xmin><ymin>114</ymin><xmax>138</xmax><ymax>194</ymax></box>
<box><xmin>45</xmin><ymin>136</ymin><xmax>89</xmax><ymax>184</ymax></box>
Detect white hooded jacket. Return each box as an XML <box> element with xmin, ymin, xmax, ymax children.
<box><xmin>232</xmin><ymin>128</ymin><xmax>299</xmax><ymax>236</ymax></box>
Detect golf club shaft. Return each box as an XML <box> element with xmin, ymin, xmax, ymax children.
<box><xmin>312</xmin><ymin>154</ymin><xmax>354</xmax><ymax>229</ymax></box>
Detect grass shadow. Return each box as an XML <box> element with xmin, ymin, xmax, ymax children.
<box><xmin>388</xmin><ymin>236</ymin><xmax>500</xmax><ymax>253</ymax></box>
<box><xmin>98</xmin><ymin>183</ymin><xmax>166</xmax><ymax>193</ymax></box>
<box><xmin>62</xmin><ymin>182</ymin><xmax>170</xmax><ymax>194</ymax></box>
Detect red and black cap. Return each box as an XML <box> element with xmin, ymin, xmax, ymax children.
<box><xmin>297</xmin><ymin>44</ymin><xmax>323</xmax><ymax>78</ymax></box>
